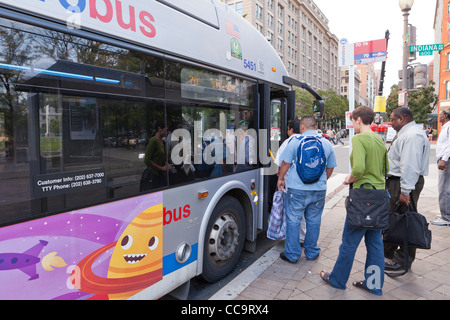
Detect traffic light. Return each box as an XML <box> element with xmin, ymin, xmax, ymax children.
<box><xmin>414</xmin><ymin>64</ymin><xmax>428</xmax><ymax>89</ymax></box>
<box><xmin>398</xmin><ymin>67</ymin><xmax>414</xmax><ymax>90</ymax></box>
<box><xmin>408</xmin><ymin>67</ymin><xmax>414</xmax><ymax>90</ymax></box>
<box><xmin>398</xmin><ymin>69</ymin><xmax>404</xmax><ymax>89</ymax></box>
<box><xmin>313</xmin><ymin>100</ymin><xmax>324</xmax><ymax>120</ymax></box>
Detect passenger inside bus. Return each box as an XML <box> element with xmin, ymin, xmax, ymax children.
<box><xmin>141</xmin><ymin>120</ymin><xmax>172</xmax><ymax>191</ymax></box>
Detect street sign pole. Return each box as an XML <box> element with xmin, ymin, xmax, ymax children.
<box><xmin>339</xmin><ymin>37</ymin><xmax>387</xmax><ymax>172</ymax></box>
<box><xmin>402</xmin><ymin>9</ymin><xmax>409</xmax><ymax>108</ymax></box>
<box><xmin>348</xmin><ymin>64</ymin><xmax>354</xmax><ymax>162</ymax></box>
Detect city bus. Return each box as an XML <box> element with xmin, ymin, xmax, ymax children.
<box><xmin>0</xmin><ymin>0</ymin><xmax>323</xmax><ymax>299</ymax></box>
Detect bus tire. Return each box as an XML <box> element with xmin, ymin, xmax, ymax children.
<box><xmin>202</xmin><ymin>195</ymin><xmax>246</xmax><ymax>283</ymax></box>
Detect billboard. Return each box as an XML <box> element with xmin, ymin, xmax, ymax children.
<box><xmin>339</xmin><ymin>38</ymin><xmax>387</xmax><ymax>66</ymax></box>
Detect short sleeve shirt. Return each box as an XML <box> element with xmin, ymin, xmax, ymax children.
<box><xmin>280</xmin><ymin>130</ymin><xmax>337</xmax><ymax>191</ymax></box>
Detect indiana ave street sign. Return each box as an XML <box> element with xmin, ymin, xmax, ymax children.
<box><xmin>409</xmin><ymin>43</ymin><xmax>444</xmax><ymax>56</ymax></box>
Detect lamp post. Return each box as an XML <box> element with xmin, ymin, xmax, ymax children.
<box><xmin>399</xmin><ymin>0</ymin><xmax>414</xmax><ymax>108</ymax></box>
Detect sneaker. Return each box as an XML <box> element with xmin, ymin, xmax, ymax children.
<box><xmin>431</xmin><ymin>217</ymin><xmax>450</xmax><ymax>226</ymax></box>
<box><xmin>385</xmin><ymin>259</ymin><xmax>402</xmax><ymax>271</ymax></box>
<box><xmin>279</xmin><ymin>252</ymin><xmax>298</xmax><ymax>263</ymax></box>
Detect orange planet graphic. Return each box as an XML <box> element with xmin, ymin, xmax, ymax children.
<box><xmin>70</xmin><ymin>204</ymin><xmax>163</xmax><ymax>299</ymax></box>
<box><xmin>107</xmin><ymin>204</ymin><xmax>163</xmax><ymax>299</ymax></box>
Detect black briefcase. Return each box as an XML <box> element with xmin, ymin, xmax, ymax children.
<box><xmin>383</xmin><ymin>204</ymin><xmax>431</xmax><ymax>277</ymax></box>
<box><xmin>383</xmin><ymin>205</ymin><xmax>432</xmax><ymax>249</ymax></box>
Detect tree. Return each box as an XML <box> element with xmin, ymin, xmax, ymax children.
<box><xmin>294</xmin><ymin>88</ymin><xmax>348</xmax><ymax>125</ymax></box>
<box><xmin>386</xmin><ymin>82</ymin><xmax>437</xmax><ymax>123</ymax></box>
<box><xmin>0</xmin><ymin>26</ymin><xmax>36</xmax><ymax>158</ymax></box>
<box><xmin>318</xmin><ymin>89</ymin><xmax>348</xmax><ymax>123</ymax></box>
<box><xmin>294</xmin><ymin>89</ymin><xmax>314</xmax><ymax>117</ymax></box>
<box><xmin>386</xmin><ymin>84</ymin><xmax>400</xmax><ymax>116</ymax></box>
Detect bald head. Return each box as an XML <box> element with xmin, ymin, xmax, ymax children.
<box><xmin>390</xmin><ymin>107</ymin><xmax>414</xmax><ymax>131</ymax></box>
<box><xmin>300</xmin><ymin>116</ymin><xmax>317</xmax><ymax>133</ymax></box>
<box><xmin>392</xmin><ymin>107</ymin><xmax>413</xmax><ymax>122</ymax></box>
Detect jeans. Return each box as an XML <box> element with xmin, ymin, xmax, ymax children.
<box><xmin>283</xmin><ymin>188</ymin><xmax>326</xmax><ymax>262</ymax></box>
<box><xmin>329</xmin><ymin>219</ymin><xmax>385</xmax><ymax>295</ymax></box>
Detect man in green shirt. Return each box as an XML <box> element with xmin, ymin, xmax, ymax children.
<box><xmin>344</xmin><ymin>125</ymin><xmax>388</xmax><ymax>190</ymax></box>
<box><xmin>321</xmin><ymin>106</ymin><xmax>387</xmax><ymax>295</ymax></box>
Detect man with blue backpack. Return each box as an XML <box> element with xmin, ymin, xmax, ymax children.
<box><xmin>277</xmin><ymin>116</ymin><xmax>337</xmax><ymax>263</ymax></box>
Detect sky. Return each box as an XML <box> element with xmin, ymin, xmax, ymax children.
<box><xmin>313</xmin><ymin>0</ymin><xmax>437</xmax><ymax>97</ymax></box>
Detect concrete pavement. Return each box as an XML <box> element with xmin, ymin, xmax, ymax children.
<box><xmin>210</xmin><ymin>144</ymin><xmax>450</xmax><ymax>300</ymax></box>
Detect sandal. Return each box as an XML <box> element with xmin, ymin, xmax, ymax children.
<box><xmin>353</xmin><ymin>280</ymin><xmax>383</xmax><ymax>296</ymax></box>
<box><xmin>352</xmin><ymin>280</ymin><xmax>370</xmax><ymax>292</ymax></box>
<box><xmin>320</xmin><ymin>270</ymin><xmax>330</xmax><ymax>284</ymax></box>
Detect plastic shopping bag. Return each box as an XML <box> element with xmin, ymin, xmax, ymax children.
<box><xmin>267</xmin><ymin>190</ymin><xmax>286</xmax><ymax>240</ymax></box>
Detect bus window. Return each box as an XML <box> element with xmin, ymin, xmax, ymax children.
<box><xmin>0</xmin><ymin>16</ymin><xmax>262</xmax><ymax>225</ymax></box>
<box><xmin>166</xmin><ymin>101</ymin><xmax>257</xmax><ymax>185</ymax></box>
<box><xmin>0</xmin><ymin>18</ymin><xmax>166</xmax><ymax>224</ymax></box>
<box><xmin>270</xmin><ymin>100</ymin><xmax>281</xmax><ymax>142</ymax></box>
<box><xmin>36</xmin><ymin>94</ymin><xmax>167</xmax><ymax>214</ymax></box>
<box><xmin>165</xmin><ymin>61</ymin><xmax>257</xmax><ymax>185</ymax></box>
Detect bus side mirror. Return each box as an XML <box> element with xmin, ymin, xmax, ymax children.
<box><xmin>313</xmin><ymin>100</ymin><xmax>324</xmax><ymax>120</ymax></box>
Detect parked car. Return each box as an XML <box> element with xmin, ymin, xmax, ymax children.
<box><xmin>317</xmin><ymin>129</ymin><xmax>330</xmax><ymax>140</ymax></box>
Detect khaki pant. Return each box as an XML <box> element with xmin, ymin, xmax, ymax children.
<box><xmin>439</xmin><ymin>165</ymin><xmax>450</xmax><ymax>221</ymax></box>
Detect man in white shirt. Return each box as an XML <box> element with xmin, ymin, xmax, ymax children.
<box><xmin>384</xmin><ymin>107</ymin><xmax>430</xmax><ymax>272</ymax></box>
<box><xmin>432</xmin><ymin>109</ymin><xmax>450</xmax><ymax>226</ymax></box>
<box><xmin>275</xmin><ymin>120</ymin><xmax>301</xmax><ymax>169</ymax></box>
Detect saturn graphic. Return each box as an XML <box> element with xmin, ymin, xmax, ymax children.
<box><xmin>70</xmin><ymin>204</ymin><xmax>163</xmax><ymax>300</ymax></box>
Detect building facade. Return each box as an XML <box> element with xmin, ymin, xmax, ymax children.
<box><xmin>357</xmin><ymin>63</ymin><xmax>379</xmax><ymax>108</ymax></box>
<box><xmin>434</xmin><ymin>0</ymin><xmax>450</xmax><ymax>133</ymax></box>
<box><xmin>339</xmin><ymin>66</ymin><xmax>361</xmax><ymax>105</ymax></box>
<box><xmin>224</xmin><ymin>0</ymin><xmax>340</xmax><ymax>93</ymax></box>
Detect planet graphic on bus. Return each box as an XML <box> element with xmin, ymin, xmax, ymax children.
<box><xmin>70</xmin><ymin>204</ymin><xmax>163</xmax><ymax>300</ymax></box>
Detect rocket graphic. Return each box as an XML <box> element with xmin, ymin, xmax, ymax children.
<box><xmin>0</xmin><ymin>240</ymin><xmax>48</xmax><ymax>280</ymax></box>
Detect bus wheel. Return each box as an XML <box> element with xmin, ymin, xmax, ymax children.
<box><xmin>202</xmin><ymin>196</ymin><xmax>246</xmax><ymax>283</ymax></box>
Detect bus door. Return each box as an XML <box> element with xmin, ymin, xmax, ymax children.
<box><xmin>259</xmin><ymin>77</ymin><xmax>324</xmax><ymax>232</ymax></box>
<box><xmin>258</xmin><ymin>83</ymin><xmax>295</xmax><ymax>231</ymax></box>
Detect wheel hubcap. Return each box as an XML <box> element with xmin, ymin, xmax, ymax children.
<box><xmin>208</xmin><ymin>214</ymin><xmax>240</xmax><ymax>262</ymax></box>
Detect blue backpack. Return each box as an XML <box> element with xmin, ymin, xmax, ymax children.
<box><xmin>295</xmin><ymin>135</ymin><xmax>326</xmax><ymax>184</ymax></box>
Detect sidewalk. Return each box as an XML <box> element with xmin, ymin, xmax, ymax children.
<box><xmin>211</xmin><ymin>156</ymin><xmax>450</xmax><ymax>300</ymax></box>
